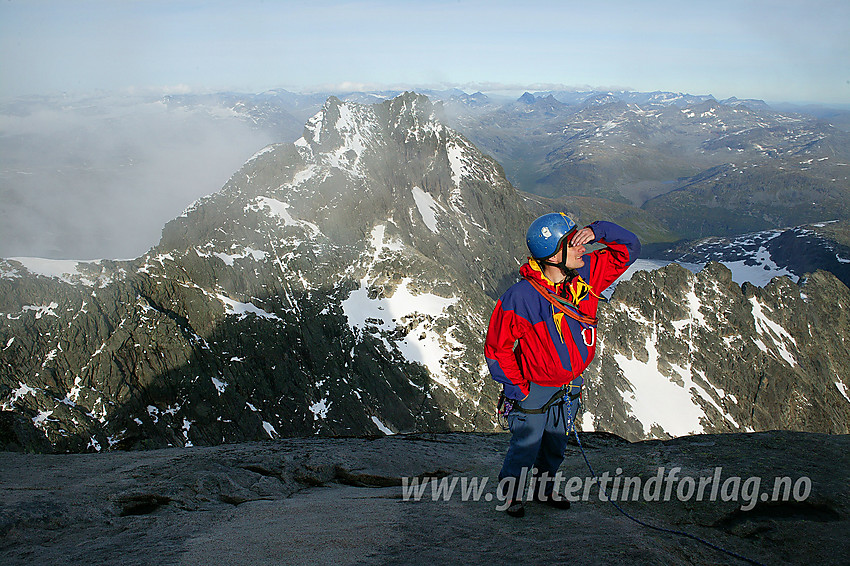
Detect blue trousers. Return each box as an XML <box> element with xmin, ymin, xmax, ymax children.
<box><xmin>499</xmin><ymin>382</ymin><xmax>580</xmax><ymax>500</ymax></box>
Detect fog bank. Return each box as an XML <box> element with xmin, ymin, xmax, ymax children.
<box><xmin>0</xmin><ymin>95</ymin><xmax>278</xmax><ymax>260</ymax></box>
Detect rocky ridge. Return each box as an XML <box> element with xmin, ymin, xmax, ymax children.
<box><xmin>583</xmin><ymin>262</ymin><xmax>850</xmax><ymax>441</ymax></box>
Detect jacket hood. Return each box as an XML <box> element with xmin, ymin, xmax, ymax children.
<box><xmin>519</xmin><ymin>258</ymin><xmax>559</xmax><ymax>291</ymax></box>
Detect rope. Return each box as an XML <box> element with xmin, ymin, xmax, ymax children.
<box><xmin>562</xmin><ymin>398</ymin><xmax>767</xmax><ymax>566</ymax></box>
<box><xmin>523</xmin><ymin>276</ymin><xmax>598</xmax><ymax>325</ymax></box>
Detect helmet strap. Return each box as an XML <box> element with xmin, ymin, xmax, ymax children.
<box><xmin>538</xmin><ymin>259</ymin><xmax>577</xmax><ymax>286</ymax></box>
<box><xmin>536</xmin><ymin>234</ymin><xmax>577</xmax><ymax>284</ymax></box>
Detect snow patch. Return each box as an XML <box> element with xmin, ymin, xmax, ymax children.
<box><xmin>246</xmin><ymin>197</ymin><xmax>322</xmax><ymax>237</ymax></box>
<box><xmin>723</xmin><ymin>247</ymin><xmax>798</xmax><ymax>285</ymax></box>
<box><xmin>369</xmin><ymin>224</ymin><xmax>405</xmax><ymax>262</ymax></box>
<box><xmin>262</xmin><ymin>421</ymin><xmax>279</xmax><ymax>438</ymax></box>
<box><xmin>672</xmin><ymin>288</ymin><xmax>707</xmax><ymax>332</ymax></box>
<box><xmin>213</xmin><ymin>247</ymin><xmax>267</xmax><ymax>266</ymax></box>
<box><xmin>581</xmin><ymin>411</ymin><xmax>595</xmax><ymax>432</ymax></box>
<box><xmin>217</xmin><ymin>293</ymin><xmax>282</xmax><ymax>321</ymax></box>
<box><xmin>341</xmin><ymin>277</ymin><xmax>459</xmax><ymax>391</ymax></box>
<box><xmin>182</xmin><ymin>417</ymin><xmax>193</xmax><ymax>447</ymax></box>
<box><xmin>3</xmin><ymin>382</ymin><xmax>38</xmax><ymax>410</ymax></box>
<box><xmin>21</xmin><ymin>302</ymin><xmax>60</xmax><ymax>319</ymax></box>
<box><xmin>446</xmin><ymin>140</ymin><xmax>468</xmax><ymax>187</ymax></box>
<box><xmin>836</xmin><ymin>381</ymin><xmax>850</xmax><ymax>403</ymax></box>
<box><xmin>309</xmin><ymin>399</ymin><xmax>331</xmax><ymax>420</ymax></box>
<box><xmin>211</xmin><ymin>376</ymin><xmax>227</xmax><ymax>395</ymax></box>
<box><xmin>411</xmin><ymin>186</ymin><xmax>443</xmax><ymax>234</ymax></box>
<box><xmin>6</xmin><ymin>257</ymin><xmax>120</xmax><ymax>287</ymax></box>
<box><xmin>371</xmin><ymin>416</ymin><xmax>395</xmax><ymax>435</ymax></box>
<box><xmin>32</xmin><ymin>410</ymin><xmax>53</xmax><ymax>427</ymax></box>
<box><xmin>749</xmin><ymin>297</ymin><xmax>797</xmax><ymax>366</ymax></box>
<box><xmin>614</xmin><ymin>333</ymin><xmax>707</xmax><ymax>437</ymax></box>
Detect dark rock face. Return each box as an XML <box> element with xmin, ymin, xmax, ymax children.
<box><xmin>0</xmin><ymin>411</ymin><xmax>52</xmax><ymax>452</ymax></box>
<box><xmin>1</xmin><ymin>93</ymin><xmax>849</xmax><ymax>453</ymax></box>
<box><xmin>583</xmin><ymin>263</ymin><xmax>850</xmax><ymax>441</ymax></box>
<box><xmin>766</xmin><ymin>223</ymin><xmax>850</xmax><ymax>288</ymax></box>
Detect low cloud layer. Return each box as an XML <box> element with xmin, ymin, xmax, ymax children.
<box><xmin>0</xmin><ymin>95</ymin><xmax>277</xmax><ymax>260</ymax></box>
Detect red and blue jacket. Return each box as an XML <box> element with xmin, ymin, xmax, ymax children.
<box><xmin>485</xmin><ymin>221</ymin><xmax>640</xmax><ymax>400</ymax></box>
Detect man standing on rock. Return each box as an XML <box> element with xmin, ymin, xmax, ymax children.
<box><xmin>485</xmin><ymin>213</ymin><xmax>640</xmax><ymax>517</ymax></box>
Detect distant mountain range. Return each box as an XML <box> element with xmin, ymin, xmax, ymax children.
<box><xmin>3</xmin><ymin>88</ymin><xmax>850</xmax><ymax>258</ymax></box>
<box><xmin>440</xmin><ymin>91</ymin><xmax>850</xmax><ymax>244</ymax></box>
<box><xmin>130</xmin><ymin>88</ymin><xmax>850</xmax><ymax>250</ymax></box>
<box><xmin>2</xmin><ymin>92</ymin><xmax>849</xmax><ymax>452</ymax></box>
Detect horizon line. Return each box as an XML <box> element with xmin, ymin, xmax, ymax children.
<box><xmin>2</xmin><ymin>84</ymin><xmax>848</xmax><ymax>110</ymax></box>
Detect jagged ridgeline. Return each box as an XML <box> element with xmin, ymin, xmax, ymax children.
<box><xmin>2</xmin><ymin>92</ymin><xmax>850</xmax><ymax>453</ymax></box>
<box><xmin>0</xmin><ymin>93</ymin><xmax>533</xmax><ymax>451</ymax></box>
<box><xmin>583</xmin><ymin>263</ymin><xmax>850</xmax><ymax>441</ymax></box>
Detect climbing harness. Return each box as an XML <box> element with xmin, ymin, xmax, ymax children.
<box><xmin>558</xmin><ymin>398</ymin><xmax>768</xmax><ymax>566</ymax></box>
<box><xmin>513</xmin><ymin>384</ymin><xmax>582</xmax><ymax>415</ymax></box>
<box><xmin>495</xmin><ymin>384</ymin><xmax>581</xmax><ymax>430</ymax></box>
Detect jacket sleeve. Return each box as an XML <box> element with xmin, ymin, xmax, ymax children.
<box><xmin>484</xmin><ymin>292</ymin><xmax>532</xmax><ymax>400</ymax></box>
<box><xmin>585</xmin><ymin>221</ymin><xmax>641</xmax><ymax>293</ymax></box>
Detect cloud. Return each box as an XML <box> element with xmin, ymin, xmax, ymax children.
<box><xmin>309</xmin><ymin>81</ymin><xmax>387</xmax><ymax>93</ymax></box>
<box><xmin>0</xmin><ymin>94</ymin><xmax>278</xmax><ymax>259</ymax></box>
<box><xmin>301</xmin><ymin>80</ymin><xmax>638</xmax><ymax>97</ymax></box>
<box><xmin>120</xmin><ymin>84</ymin><xmax>196</xmax><ymax>96</ymax></box>
<box><xmin>446</xmin><ymin>82</ymin><xmax>637</xmax><ymax>94</ymax></box>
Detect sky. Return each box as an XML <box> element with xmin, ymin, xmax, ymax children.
<box><xmin>1</xmin><ymin>0</ymin><xmax>849</xmax><ymax>104</ymax></box>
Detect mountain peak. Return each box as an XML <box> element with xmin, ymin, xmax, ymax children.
<box><xmin>391</xmin><ymin>91</ymin><xmax>440</xmax><ymax>116</ymax></box>
<box><xmin>518</xmin><ymin>92</ymin><xmax>536</xmax><ymax>104</ymax></box>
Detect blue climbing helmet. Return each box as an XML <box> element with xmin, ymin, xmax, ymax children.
<box><xmin>526</xmin><ymin>212</ymin><xmax>577</xmax><ymax>260</ymax></box>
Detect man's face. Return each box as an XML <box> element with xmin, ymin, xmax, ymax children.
<box><xmin>550</xmin><ymin>239</ymin><xmax>585</xmax><ymax>270</ymax></box>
